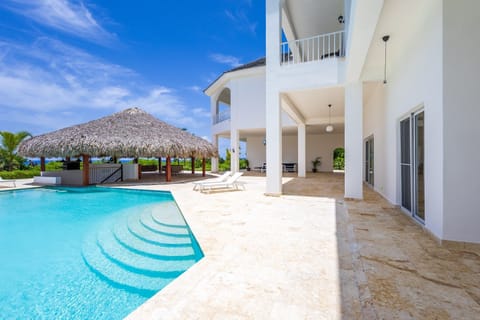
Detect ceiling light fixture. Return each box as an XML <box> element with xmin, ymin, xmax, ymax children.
<box><xmin>382</xmin><ymin>35</ymin><xmax>390</xmax><ymax>84</ymax></box>
<box><xmin>326</xmin><ymin>104</ymin><xmax>334</xmax><ymax>133</ymax></box>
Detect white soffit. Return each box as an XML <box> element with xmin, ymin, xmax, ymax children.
<box><xmin>285</xmin><ymin>86</ymin><xmax>345</xmax><ymax>121</ymax></box>
<box><xmin>284</xmin><ymin>0</ymin><xmax>344</xmax><ymax>39</ymax></box>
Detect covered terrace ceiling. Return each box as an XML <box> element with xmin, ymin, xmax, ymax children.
<box><xmin>284</xmin><ymin>0</ymin><xmax>344</xmax><ymax>40</ymax></box>
<box><xmin>282</xmin><ymin>86</ymin><xmax>345</xmax><ymax>133</ymax></box>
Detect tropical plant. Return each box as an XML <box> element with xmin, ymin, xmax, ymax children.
<box><xmin>311</xmin><ymin>156</ymin><xmax>322</xmax><ymax>172</ymax></box>
<box><xmin>333</xmin><ymin>147</ymin><xmax>345</xmax><ymax>170</ymax></box>
<box><xmin>0</xmin><ymin>131</ymin><xmax>32</xmax><ymax>171</ymax></box>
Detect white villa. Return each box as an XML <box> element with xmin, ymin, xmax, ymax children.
<box><xmin>205</xmin><ymin>0</ymin><xmax>480</xmax><ymax>244</ymax></box>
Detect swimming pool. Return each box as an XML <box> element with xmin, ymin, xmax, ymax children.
<box><xmin>0</xmin><ymin>187</ymin><xmax>203</xmax><ymax>319</ymax></box>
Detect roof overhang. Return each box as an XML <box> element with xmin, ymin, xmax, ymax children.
<box><xmin>204</xmin><ymin>66</ymin><xmax>266</xmax><ymax>96</ymax></box>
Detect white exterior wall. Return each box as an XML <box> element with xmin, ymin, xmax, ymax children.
<box><xmin>247</xmin><ymin>133</ymin><xmax>344</xmax><ymax>172</ymax></box>
<box><xmin>442</xmin><ymin>0</ymin><xmax>480</xmax><ymax>243</ymax></box>
<box><xmin>281</xmin><ymin>134</ymin><xmax>345</xmax><ymax>172</ymax></box>
<box><xmin>362</xmin><ymin>0</ymin><xmax>444</xmax><ymax>239</ymax></box>
<box><xmin>363</xmin><ymin>82</ymin><xmax>387</xmax><ymax>197</ymax></box>
<box><xmin>307</xmin><ymin>134</ymin><xmax>344</xmax><ymax>172</ymax></box>
<box><xmin>230</xmin><ymin>74</ymin><xmax>266</xmax><ymax>130</ymax></box>
<box><xmin>246</xmin><ymin>137</ymin><xmax>266</xmax><ymax>169</ymax></box>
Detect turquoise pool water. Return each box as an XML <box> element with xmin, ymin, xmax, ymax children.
<box><xmin>0</xmin><ymin>187</ymin><xmax>203</xmax><ymax>319</ymax></box>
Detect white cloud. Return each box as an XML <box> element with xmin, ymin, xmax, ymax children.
<box><xmin>209</xmin><ymin>53</ymin><xmax>241</xmax><ymax>68</ymax></box>
<box><xmin>0</xmin><ymin>37</ymin><xmax>206</xmax><ymax>134</ymax></box>
<box><xmin>186</xmin><ymin>85</ymin><xmax>202</xmax><ymax>93</ymax></box>
<box><xmin>1</xmin><ymin>0</ymin><xmax>114</xmax><ymax>44</ymax></box>
<box><xmin>225</xmin><ymin>9</ymin><xmax>257</xmax><ymax>35</ymax></box>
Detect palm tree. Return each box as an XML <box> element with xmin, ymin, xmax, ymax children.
<box><xmin>0</xmin><ymin>131</ymin><xmax>32</xmax><ymax>171</ymax></box>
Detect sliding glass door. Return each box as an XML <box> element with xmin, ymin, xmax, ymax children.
<box><xmin>413</xmin><ymin>111</ymin><xmax>425</xmax><ymax>220</ymax></box>
<box><xmin>400</xmin><ymin>110</ymin><xmax>425</xmax><ymax>222</ymax></box>
<box><xmin>400</xmin><ymin>118</ymin><xmax>412</xmax><ymax>211</ymax></box>
<box><xmin>365</xmin><ymin>136</ymin><xmax>374</xmax><ymax>186</ymax></box>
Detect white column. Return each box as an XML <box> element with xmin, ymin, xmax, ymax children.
<box><xmin>345</xmin><ymin>82</ymin><xmax>363</xmax><ymax>199</ymax></box>
<box><xmin>297</xmin><ymin>123</ymin><xmax>306</xmax><ymax>177</ymax></box>
<box><xmin>265</xmin><ymin>0</ymin><xmax>283</xmax><ymax>195</ymax></box>
<box><xmin>230</xmin><ymin>129</ymin><xmax>240</xmax><ymax>173</ymax></box>
<box><xmin>211</xmin><ymin>135</ymin><xmax>218</xmax><ymax>172</ymax></box>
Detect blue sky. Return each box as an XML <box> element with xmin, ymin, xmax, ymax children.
<box><xmin>0</xmin><ymin>0</ymin><xmax>265</xmax><ymax>143</ymax></box>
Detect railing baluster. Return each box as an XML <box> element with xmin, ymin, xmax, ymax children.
<box><xmin>323</xmin><ymin>35</ymin><xmax>325</xmax><ymax>59</ymax></box>
<box><xmin>334</xmin><ymin>33</ymin><xmax>336</xmax><ymax>57</ymax></box>
<box><xmin>280</xmin><ymin>30</ymin><xmax>344</xmax><ymax>65</ymax></box>
<box><xmin>328</xmin><ymin>33</ymin><xmax>331</xmax><ymax>58</ymax></box>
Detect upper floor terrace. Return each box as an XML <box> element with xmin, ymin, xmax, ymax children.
<box><xmin>279</xmin><ymin>0</ymin><xmax>348</xmax><ymax>66</ymax></box>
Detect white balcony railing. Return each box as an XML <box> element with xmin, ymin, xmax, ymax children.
<box><xmin>281</xmin><ymin>30</ymin><xmax>345</xmax><ymax>65</ymax></box>
<box><xmin>213</xmin><ymin>109</ymin><xmax>231</xmax><ymax>124</ymax></box>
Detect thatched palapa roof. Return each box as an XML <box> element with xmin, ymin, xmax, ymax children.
<box><xmin>18</xmin><ymin>107</ymin><xmax>217</xmax><ymax>158</ymax></box>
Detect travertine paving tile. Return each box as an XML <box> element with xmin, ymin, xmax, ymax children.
<box><xmin>117</xmin><ymin>173</ymin><xmax>479</xmax><ymax>319</ymax></box>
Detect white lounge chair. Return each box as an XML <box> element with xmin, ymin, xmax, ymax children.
<box><xmin>192</xmin><ymin>171</ymin><xmax>232</xmax><ymax>190</ymax></box>
<box><xmin>0</xmin><ymin>177</ymin><xmax>16</xmax><ymax>188</ymax></box>
<box><xmin>198</xmin><ymin>172</ymin><xmax>245</xmax><ymax>193</ymax></box>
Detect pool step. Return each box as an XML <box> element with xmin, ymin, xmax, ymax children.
<box><xmin>97</xmin><ymin>227</ymin><xmax>196</xmax><ymax>277</ymax></box>
<box><xmin>147</xmin><ymin>202</ymin><xmax>187</xmax><ymax>227</ymax></box>
<box><xmin>139</xmin><ymin>211</ymin><xmax>190</xmax><ymax>237</ymax></box>
<box><xmin>82</xmin><ymin>202</ymin><xmax>203</xmax><ymax>297</ymax></box>
<box><xmin>82</xmin><ymin>233</ymin><xmax>176</xmax><ymax>297</ymax></box>
<box><xmin>113</xmin><ymin>221</ymin><xmax>195</xmax><ymax>259</ymax></box>
<box><xmin>127</xmin><ymin>214</ymin><xmax>192</xmax><ymax>247</ymax></box>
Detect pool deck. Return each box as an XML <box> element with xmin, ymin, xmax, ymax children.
<box><xmin>5</xmin><ymin>174</ymin><xmax>480</xmax><ymax>319</ymax></box>
<box><xmin>120</xmin><ymin>173</ymin><xmax>480</xmax><ymax>319</ymax></box>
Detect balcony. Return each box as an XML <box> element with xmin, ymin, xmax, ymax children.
<box><xmin>281</xmin><ymin>31</ymin><xmax>345</xmax><ymax>65</ymax></box>
<box><xmin>213</xmin><ymin>109</ymin><xmax>231</xmax><ymax>124</ymax></box>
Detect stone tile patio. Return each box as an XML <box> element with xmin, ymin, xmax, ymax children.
<box><xmin>4</xmin><ymin>173</ymin><xmax>479</xmax><ymax>319</ymax></box>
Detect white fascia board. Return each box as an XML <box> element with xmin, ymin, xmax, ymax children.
<box><xmin>345</xmin><ymin>0</ymin><xmax>384</xmax><ymax>82</ymax></box>
<box><xmin>204</xmin><ymin>66</ymin><xmax>266</xmax><ymax>97</ymax></box>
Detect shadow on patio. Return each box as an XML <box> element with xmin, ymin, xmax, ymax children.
<box><xmin>282</xmin><ymin>172</ymin><xmax>480</xmax><ymax>318</ymax></box>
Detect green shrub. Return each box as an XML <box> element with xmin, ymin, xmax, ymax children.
<box><xmin>239</xmin><ymin>159</ymin><xmax>248</xmax><ymax>169</ymax></box>
<box><xmin>138</xmin><ymin>158</ymin><xmax>159</xmax><ymax>166</ymax></box>
<box><xmin>0</xmin><ymin>168</ymin><xmax>40</xmax><ymax>179</ymax></box>
<box><xmin>45</xmin><ymin>161</ymin><xmax>64</xmax><ymax>171</ymax></box>
<box><xmin>333</xmin><ymin>157</ymin><xmax>344</xmax><ymax>170</ymax></box>
<box><xmin>333</xmin><ymin>147</ymin><xmax>345</xmax><ymax>170</ymax></box>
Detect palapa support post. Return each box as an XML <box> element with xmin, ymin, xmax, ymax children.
<box><xmin>166</xmin><ymin>156</ymin><xmax>172</xmax><ymax>182</ymax></box>
<box><xmin>133</xmin><ymin>158</ymin><xmax>141</xmax><ymax>180</ymax></box>
<box><xmin>158</xmin><ymin>157</ymin><xmax>162</xmax><ymax>173</ymax></box>
<box><xmin>191</xmin><ymin>156</ymin><xmax>195</xmax><ymax>174</ymax></box>
<box><xmin>40</xmin><ymin>156</ymin><xmax>46</xmax><ymax>172</ymax></box>
<box><xmin>202</xmin><ymin>158</ymin><xmax>206</xmax><ymax>177</ymax></box>
<box><xmin>82</xmin><ymin>154</ymin><xmax>90</xmax><ymax>186</ymax></box>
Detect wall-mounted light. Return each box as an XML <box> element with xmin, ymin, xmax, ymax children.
<box><xmin>263</xmin><ymin>138</ymin><xmax>266</xmax><ymax>146</ymax></box>
<box><xmin>382</xmin><ymin>35</ymin><xmax>390</xmax><ymax>84</ymax></box>
<box><xmin>325</xmin><ymin>104</ymin><xmax>334</xmax><ymax>133</ymax></box>
<box><xmin>338</xmin><ymin>15</ymin><xmax>345</xmax><ymax>24</ymax></box>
